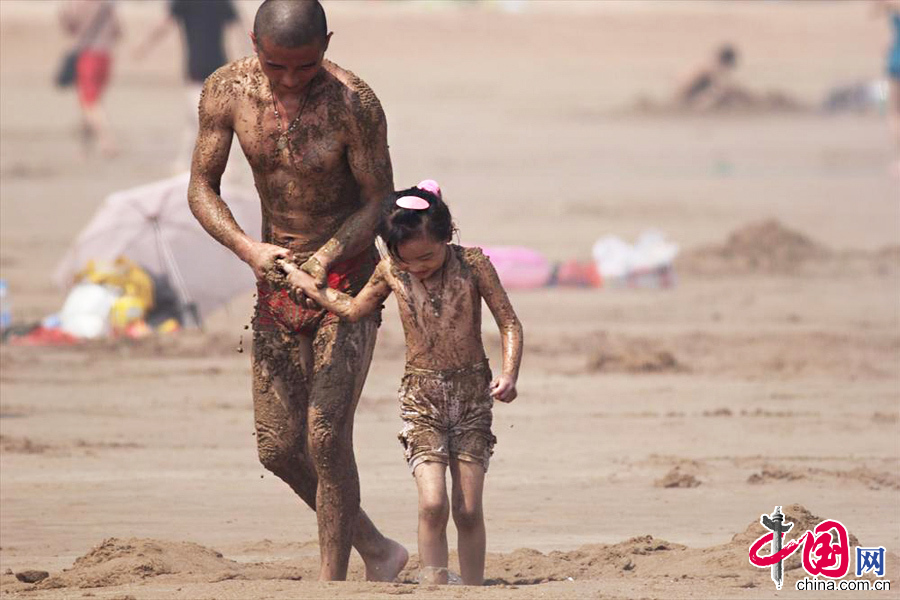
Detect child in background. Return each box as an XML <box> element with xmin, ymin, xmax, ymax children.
<box><xmin>281</xmin><ymin>179</ymin><xmax>523</xmax><ymax>585</ymax></box>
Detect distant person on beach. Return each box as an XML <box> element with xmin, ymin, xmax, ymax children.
<box><xmin>875</xmin><ymin>0</ymin><xmax>900</xmax><ymax>174</ymax></box>
<box><xmin>283</xmin><ymin>180</ymin><xmax>524</xmax><ymax>585</ymax></box>
<box><xmin>134</xmin><ymin>0</ymin><xmax>245</xmax><ymax>170</ymax></box>
<box><xmin>59</xmin><ymin>0</ymin><xmax>120</xmax><ymax>156</ymax></box>
<box><xmin>674</xmin><ymin>44</ymin><xmax>742</xmax><ymax>110</ymax></box>
<box><xmin>187</xmin><ymin>0</ymin><xmax>407</xmax><ymax>582</ymax></box>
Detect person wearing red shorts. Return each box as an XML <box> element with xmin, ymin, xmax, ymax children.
<box><xmin>59</xmin><ymin>0</ymin><xmax>120</xmax><ymax>156</ymax></box>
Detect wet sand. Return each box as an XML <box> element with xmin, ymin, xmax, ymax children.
<box><xmin>1</xmin><ymin>1</ymin><xmax>898</xmax><ymax>598</ymax></box>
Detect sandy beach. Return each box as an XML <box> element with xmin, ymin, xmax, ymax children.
<box><xmin>1</xmin><ymin>1</ymin><xmax>898</xmax><ymax>598</ymax></box>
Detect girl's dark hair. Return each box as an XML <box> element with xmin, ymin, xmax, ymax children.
<box><xmin>379</xmin><ymin>186</ymin><xmax>456</xmax><ymax>260</ymax></box>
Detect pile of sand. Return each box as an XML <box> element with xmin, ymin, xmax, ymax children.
<box><xmin>747</xmin><ymin>467</ymin><xmax>805</xmax><ymax>484</ymax></box>
<box><xmin>678</xmin><ymin>219</ymin><xmax>900</xmax><ymax>278</ymax></box>
<box><xmin>655</xmin><ymin>467</ymin><xmax>702</xmax><ymax>488</ymax></box>
<box><xmin>481</xmin><ymin>536</ymin><xmax>687</xmax><ymax>585</ymax></box>
<box><xmin>36</xmin><ymin>538</ymin><xmax>305</xmax><ymax>590</ymax></box>
<box><xmin>6</xmin><ymin>505</ymin><xmax>891</xmax><ymax>594</ymax></box>
<box><xmin>0</xmin><ymin>435</ymin><xmax>51</xmax><ymax>455</ymax></box>
<box><xmin>748</xmin><ymin>465</ymin><xmax>900</xmax><ymax>490</ymax></box>
<box><xmin>479</xmin><ymin>504</ymin><xmax>877</xmax><ymax>588</ymax></box>
<box><xmin>585</xmin><ymin>334</ymin><xmax>685</xmax><ymax>374</ymax></box>
<box><xmin>479</xmin><ymin>504</ymin><xmax>881</xmax><ymax>589</ymax></box>
<box><xmin>678</xmin><ymin>219</ymin><xmax>831</xmax><ymax>275</ymax></box>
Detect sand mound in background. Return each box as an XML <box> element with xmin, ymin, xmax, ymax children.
<box><xmin>585</xmin><ymin>334</ymin><xmax>686</xmax><ymax>374</ymax></box>
<box><xmin>747</xmin><ymin>467</ymin><xmax>805</xmax><ymax>484</ymax></box>
<box><xmin>747</xmin><ymin>466</ymin><xmax>900</xmax><ymax>490</ymax></box>
<box><xmin>655</xmin><ymin>467</ymin><xmax>702</xmax><ymax>488</ymax></box>
<box><xmin>678</xmin><ymin>219</ymin><xmax>830</xmax><ymax>275</ymax></box>
<box><xmin>678</xmin><ymin>219</ymin><xmax>900</xmax><ymax>277</ymax></box>
<box><xmin>0</xmin><ymin>435</ymin><xmax>52</xmax><ymax>455</ymax></box>
<box><xmin>37</xmin><ymin>538</ymin><xmax>305</xmax><ymax>590</ymax></box>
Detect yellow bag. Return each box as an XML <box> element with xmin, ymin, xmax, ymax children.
<box><xmin>110</xmin><ymin>295</ymin><xmax>146</xmax><ymax>329</ymax></box>
<box><xmin>74</xmin><ymin>257</ymin><xmax>154</xmax><ymax>312</ymax></box>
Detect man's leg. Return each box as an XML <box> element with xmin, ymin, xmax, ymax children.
<box><xmin>252</xmin><ymin>329</ymin><xmax>319</xmax><ymax>507</ymax></box>
<box><xmin>307</xmin><ymin>315</ymin><xmax>406</xmax><ymax>580</ymax></box>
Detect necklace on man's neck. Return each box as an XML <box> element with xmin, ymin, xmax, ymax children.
<box><xmin>270</xmin><ymin>75</ymin><xmax>318</xmax><ymax>154</ymax></box>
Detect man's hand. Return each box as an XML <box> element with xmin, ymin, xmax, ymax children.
<box><xmin>490</xmin><ymin>374</ymin><xmax>518</xmax><ymax>403</ymax></box>
<box><xmin>300</xmin><ymin>255</ymin><xmax>329</xmax><ymax>289</ymax></box>
<box><xmin>246</xmin><ymin>242</ymin><xmax>290</xmax><ymax>281</ymax></box>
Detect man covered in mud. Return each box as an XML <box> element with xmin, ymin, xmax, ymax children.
<box><xmin>187</xmin><ymin>0</ymin><xmax>407</xmax><ymax>581</ymax></box>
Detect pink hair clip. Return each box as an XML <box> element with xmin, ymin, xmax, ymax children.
<box><xmin>395</xmin><ymin>179</ymin><xmax>441</xmax><ymax>210</ymax></box>
<box><xmin>396</xmin><ymin>196</ymin><xmax>430</xmax><ymax>210</ymax></box>
<box><xmin>416</xmin><ymin>179</ymin><xmax>442</xmax><ymax>198</ymax></box>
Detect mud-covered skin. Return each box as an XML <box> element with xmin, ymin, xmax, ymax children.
<box><xmin>251</xmin><ymin>312</ymin><xmax>379</xmax><ymax>578</ymax></box>
<box><xmin>288</xmin><ymin>244</ymin><xmax>524</xmax><ymax>376</ymax></box>
<box><xmin>290</xmin><ymin>244</ymin><xmax>522</xmax><ymax>466</ymax></box>
<box><xmin>188</xmin><ymin>55</ymin><xmax>392</xmax><ymax>268</ymax></box>
<box><xmin>388</xmin><ymin>245</ymin><xmax>523</xmax><ymax>376</ymax></box>
<box><xmin>186</xmin><ymin>53</ymin><xmax>396</xmax><ymax>581</ymax></box>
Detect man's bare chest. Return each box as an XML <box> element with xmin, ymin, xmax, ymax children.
<box><xmin>234</xmin><ymin>98</ymin><xmax>349</xmax><ymax>178</ymax></box>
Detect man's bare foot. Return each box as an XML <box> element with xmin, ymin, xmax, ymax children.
<box><xmin>363</xmin><ymin>538</ymin><xmax>408</xmax><ymax>582</ymax></box>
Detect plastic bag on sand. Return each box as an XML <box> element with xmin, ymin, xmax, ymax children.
<box><xmin>59</xmin><ymin>283</ymin><xmax>120</xmax><ymax>339</ymax></box>
<box><xmin>591</xmin><ymin>230</ymin><xmax>679</xmax><ymax>280</ymax></box>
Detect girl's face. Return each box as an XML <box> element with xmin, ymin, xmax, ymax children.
<box><xmin>395</xmin><ymin>235</ymin><xmax>448</xmax><ymax>281</ymax></box>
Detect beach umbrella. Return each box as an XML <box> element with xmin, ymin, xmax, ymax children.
<box><xmin>53</xmin><ymin>172</ymin><xmax>261</xmax><ymax>325</ymax></box>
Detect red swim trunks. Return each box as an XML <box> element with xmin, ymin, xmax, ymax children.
<box><xmin>76</xmin><ymin>51</ymin><xmax>111</xmax><ymax>107</ymax></box>
<box><xmin>253</xmin><ymin>249</ymin><xmax>378</xmax><ymax>335</ymax></box>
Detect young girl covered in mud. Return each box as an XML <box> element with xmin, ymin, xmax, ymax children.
<box><xmin>280</xmin><ymin>180</ymin><xmax>523</xmax><ymax>586</ymax></box>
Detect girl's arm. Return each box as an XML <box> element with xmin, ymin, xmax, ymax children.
<box><xmin>471</xmin><ymin>248</ymin><xmax>523</xmax><ymax>402</ymax></box>
<box><xmin>281</xmin><ymin>260</ymin><xmax>392</xmax><ymax>323</ymax></box>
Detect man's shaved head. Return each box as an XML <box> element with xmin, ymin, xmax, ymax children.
<box><xmin>254</xmin><ymin>0</ymin><xmax>328</xmax><ymax>49</ymax></box>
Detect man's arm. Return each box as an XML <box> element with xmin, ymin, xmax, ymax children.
<box><xmin>301</xmin><ymin>79</ymin><xmax>394</xmax><ymax>286</ymax></box>
<box><xmin>187</xmin><ymin>69</ymin><xmax>287</xmax><ymax>279</ymax></box>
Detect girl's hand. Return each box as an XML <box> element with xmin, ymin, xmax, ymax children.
<box><xmin>280</xmin><ymin>261</ymin><xmax>320</xmax><ymax>298</ymax></box>
<box><xmin>300</xmin><ymin>255</ymin><xmax>329</xmax><ymax>289</ymax></box>
<box><xmin>490</xmin><ymin>374</ymin><xmax>518</xmax><ymax>403</ymax></box>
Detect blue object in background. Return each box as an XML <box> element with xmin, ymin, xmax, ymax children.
<box><xmin>0</xmin><ymin>279</ymin><xmax>11</xmax><ymax>330</ymax></box>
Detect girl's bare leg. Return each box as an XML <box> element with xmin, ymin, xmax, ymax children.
<box><xmin>414</xmin><ymin>461</ymin><xmax>450</xmax><ymax>584</ymax></box>
<box><xmin>450</xmin><ymin>459</ymin><xmax>486</xmax><ymax>586</ymax></box>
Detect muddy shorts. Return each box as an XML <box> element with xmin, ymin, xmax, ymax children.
<box><xmin>397</xmin><ymin>361</ymin><xmax>497</xmax><ymax>474</ymax></box>
<box><xmin>253</xmin><ymin>249</ymin><xmax>377</xmax><ymax>336</ymax></box>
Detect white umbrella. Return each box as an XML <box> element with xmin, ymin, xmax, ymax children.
<box><xmin>54</xmin><ymin>172</ymin><xmax>261</xmax><ymax>324</ymax></box>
